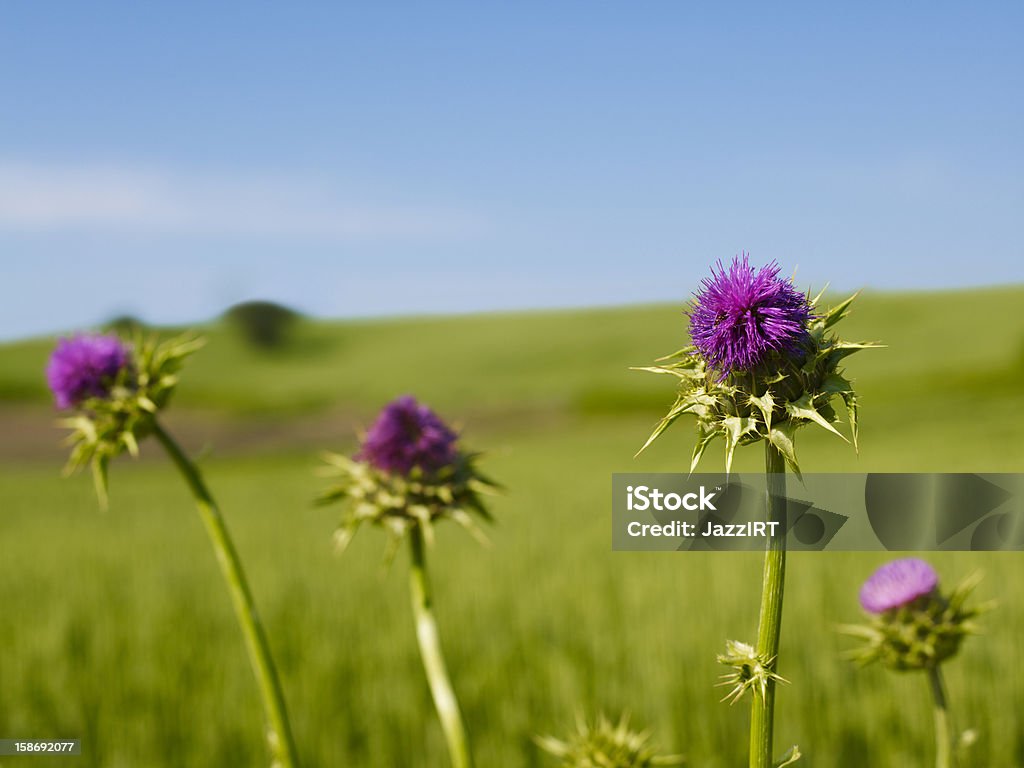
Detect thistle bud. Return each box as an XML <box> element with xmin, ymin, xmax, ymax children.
<box><xmin>716</xmin><ymin>638</ymin><xmax>789</xmax><ymax>705</ymax></box>
<box><xmin>842</xmin><ymin>559</ymin><xmax>988</xmax><ymax>671</ymax></box>
<box><xmin>48</xmin><ymin>332</ymin><xmax>204</xmax><ymax>505</ymax></box>
<box><xmin>536</xmin><ymin>712</ymin><xmax>684</xmax><ymax>768</ymax></box>
<box><xmin>318</xmin><ymin>395</ymin><xmax>499</xmax><ymax>555</ymax></box>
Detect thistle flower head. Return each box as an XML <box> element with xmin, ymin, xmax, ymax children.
<box><xmin>841</xmin><ymin>563</ymin><xmax>990</xmax><ymax>672</ymax></box>
<box><xmin>689</xmin><ymin>254</ymin><xmax>812</xmax><ymax>377</ymax></box>
<box><xmin>535</xmin><ymin>712</ymin><xmax>684</xmax><ymax>768</ymax></box>
<box><xmin>47</xmin><ymin>333</ymin><xmax>132</xmax><ymax>409</ymax></box>
<box><xmin>859</xmin><ymin>558</ymin><xmax>939</xmax><ymax>614</ymax></box>
<box><xmin>356</xmin><ymin>395</ymin><xmax>458</xmax><ymax>475</ymax></box>
<box><xmin>635</xmin><ymin>256</ymin><xmax>881</xmax><ymax>475</ymax></box>
<box><xmin>50</xmin><ymin>331</ymin><xmax>204</xmax><ymax>507</ymax></box>
<box><xmin>319</xmin><ymin>397</ymin><xmax>498</xmax><ymax>557</ymax></box>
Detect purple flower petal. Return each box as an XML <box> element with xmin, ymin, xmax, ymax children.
<box><xmin>689</xmin><ymin>254</ymin><xmax>812</xmax><ymax>376</ymax></box>
<box><xmin>859</xmin><ymin>558</ymin><xmax>939</xmax><ymax>613</ymax></box>
<box><xmin>46</xmin><ymin>334</ymin><xmax>131</xmax><ymax>410</ymax></box>
<box><xmin>357</xmin><ymin>395</ymin><xmax>458</xmax><ymax>475</ymax></box>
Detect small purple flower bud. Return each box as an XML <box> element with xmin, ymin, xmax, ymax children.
<box><xmin>689</xmin><ymin>253</ymin><xmax>813</xmax><ymax>377</ymax></box>
<box><xmin>46</xmin><ymin>334</ymin><xmax>131</xmax><ymax>410</ymax></box>
<box><xmin>859</xmin><ymin>558</ymin><xmax>939</xmax><ymax>614</ymax></box>
<box><xmin>356</xmin><ymin>395</ymin><xmax>458</xmax><ymax>475</ymax></box>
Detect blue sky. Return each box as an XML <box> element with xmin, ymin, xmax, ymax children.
<box><xmin>2</xmin><ymin>3</ymin><xmax>1022</xmax><ymax>339</ymax></box>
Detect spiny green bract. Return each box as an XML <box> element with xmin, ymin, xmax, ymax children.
<box><xmin>716</xmin><ymin>639</ymin><xmax>788</xmax><ymax>705</ymax></box>
<box><xmin>536</xmin><ymin>712</ymin><xmax>684</xmax><ymax>768</ymax></box>
<box><xmin>317</xmin><ymin>452</ymin><xmax>499</xmax><ymax>560</ymax></box>
<box><xmin>59</xmin><ymin>333</ymin><xmax>204</xmax><ymax>507</ymax></box>
<box><xmin>634</xmin><ymin>291</ymin><xmax>880</xmax><ymax>475</ymax></box>
<box><xmin>840</xmin><ymin>572</ymin><xmax>991</xmax><ymax>671</ymax></box>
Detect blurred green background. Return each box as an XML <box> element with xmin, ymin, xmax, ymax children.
<box><xmin>1</xmin><ymin>286</ymin><xmax>1023</xmax><ymax>767</ymax></box>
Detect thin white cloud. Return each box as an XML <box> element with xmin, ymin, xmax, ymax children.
<box><xmin>0</xmin><ymin>162</ymin><xmax>485</xmax><ymax>241</ymax></box>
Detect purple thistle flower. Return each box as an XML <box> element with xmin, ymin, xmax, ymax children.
<box><xmin>689</xmin><ymin>254</ymin><xmax>812</xmax><ymax>376</ymax></box>
<box><xmin>46</xmin><ymin>334</ymin><xmax>131</xmax><ymax>410</ymax></box>
<box><xmin>859</xmin><ymin>558</ymin><xmax>939</xmax><ymax>614</ymax></box>
<box><xmin>357</xmin><ymin>395</ymin><xmax>459</xmax><ymax>476</ymax></box>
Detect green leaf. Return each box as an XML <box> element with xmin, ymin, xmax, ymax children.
<box><xmin>823</xmin><ymin>292</ymin><xmax>859</xmax><ymax>329</ymax></box>
<box><xmin>722</xmin><ymin>416</ymin><xmax>759</xmax><ymax>474</ymax></box>
<box><xmin>748</xmin><ymin>391</ymin><xmax>776</xmax><ymax>431</ymax></box>
<box><xmin>655</xmin><ymin>345</ymin><xmax>697</xmax><ymax>362</ymax></box>
<box><xmin>774</xmin><ymin>745</ymin><xmax>802</xmax><ymax>767</ymax></box>
<box><xmin>820</xmin><ymin>372</ymin><xmax>853</xmax><ymax>395</ymax></box>
<box><xmin>835</xmin><ymin>623</ymin><xmax>883</xmax><ymax>641</ymax></box>
<box><xmin>768</xmin><ymin>421</ymin><xmax>802</xmax><ymax>478</ymax></box>
<box><xmin>826</xmin><ymin>340</ymin><xmax>885</xmax><ymax>367</ymax></box>
<box><xmin>786</xmin><ymin>393</ymin><xmax>848</xmax><ymax>442</ymax></box>
<box><xmin>91</xmin><ymin>455</ymin><xmax>110</xmax><ymax>510</ymax></box>
<box><xmin>834</xmin><ymin>340</ymin><xmax>884</xmax><ymax>351</ymax></box>
<box><xmin>635</xmin><ymin>395</ymin><xmax>697</xmax><ymax>456</ymax></box>
<box><xmin>689</xmin><ymin>426</ymin><xmax>719</xmax><ymax>474</ymax></box>
<box><xmin>58</xmin><ymin>415</ymin><xmax>94</xmax><ymax>436</ymax></box>
<box><xmin>533</xmin><ymin>735</ymin><xmax>569</xmax><ymax>759</ymax></box>
<box><xmin>332</xmin><ymin>520</ymin><xmax>361</xmax><ymax>554</ymax></box>
<box><xmin>809</xmin><ymin>283</ymin><xmax>830</xmax><ymax>307</ymax></box>
<box><xmin>121</xmin><ymin>430</ymin><xmax>139</xmax><ymax>458</ymax></box>
<box><xmin>840</xmin><ymin>390</ymin><xmax>859</xmax><ymax>453</ymax></box>
<box><xmin>630</xmin><ymin>365</ymin><xmax>700</xmax><ymax>381</ymax></box>
<box><xmin>450</xmin><ymin>508</ymin><xmax>491</xmax><ymax>547</ymax></box>
<box><xmin>380</xmin><ymin>531</ymin><xmax>402</xmax><ymax>571</ymax></box>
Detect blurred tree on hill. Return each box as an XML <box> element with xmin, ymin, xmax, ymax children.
<box><xmin>224</xmin><ymin>301</ymin><xmax>300</xmax><ymax>349</ymax></box>
<box><xmin>104</xmin><ymin>314</ymin><xmax>148</xmax><ymax>334</ymax></box>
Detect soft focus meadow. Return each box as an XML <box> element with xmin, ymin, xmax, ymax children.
<box><xmin>1</xmin><ymin>286</ymin><xmax>1024</xmax><ymax>767</ymax></box>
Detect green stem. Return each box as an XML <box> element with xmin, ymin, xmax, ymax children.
<box><xmin>750</xmin><ymin>442</ymin><xmax>787</xmax><ymax>768</ymax></box>
<box><xmin>152</xmin><ymin>421</ymin><xmax>300</xmax><ymax>768</ymax></box>
<box><xmin>928</xmin><ymin>666</ymin><xmax>955</xmax><ymax>768</ymax></box>
<box><xmin>408</xmin><ymin>526</ymin><xmax>473</xmax><ymax>768</ymax></box>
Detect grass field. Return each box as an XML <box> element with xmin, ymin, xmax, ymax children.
<box><xmin>2</xmin><ymin>286</ymin><xmax>1023</xmax><ymax>767</ymax></box>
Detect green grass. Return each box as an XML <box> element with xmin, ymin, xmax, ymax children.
<box><xmin>1</xmin><ymin>286</ymin><xmax>1023</xmax><ymax>767</ymax></box>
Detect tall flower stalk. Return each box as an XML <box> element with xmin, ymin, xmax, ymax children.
<box><xmin>842</xmin><ymin>558</ymin><xmax>990</xmax><ymax>768</ymax></box>
<box><xmin>318</xmin><ymin>395</ymin><xmax>498</xmax><ymax>768</ymax></box>
<box><xmin>48</xmin><ymin>333</ymin><xmax>300</xmax><ymax>768</ymax></box>
<box><xmin>636</xmin><ymin>255</ymin><xmax>877</xmax><ymax>767</ymax></box>
<box><xmin>750</xmin><ymin>443</ymin><xmax>787</xmax><ymax>768</ymax></box>
<box><xmin>409</xmin><ymin>524</ymin><xmax>472</xmax><ymax>768</ymax></box>
<box><xmin>927</xmin><ymin>666</ymin><xmax>953</xmax><ymax>768</ymax></box>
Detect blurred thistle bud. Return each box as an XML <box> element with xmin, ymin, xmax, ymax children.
<box><xmin>635</xmin><ymin>254</ymin><xmax>881</xmax><ymax>475</ymax></box>
<box><xmin>716</xmin><ymin>638</ymin><xmax>789</xmax><ymax>705</ymax></box>
<box><xmin>536</xmin><ymin>712</ymin><xmax>684</xmax><ymax>768</ymax></box>
<box><xmin>841</xmin><ymin>558</ymin><xmax>991</xmax><ymax>671</ymax></box>
<box><xmin>318</xmin><ymin>395</ymin><xmax>499</xmax><ymax>557</ymax></box>
<box><xmin>47</xmin><ymin>331</ymin><xmax>204</xmax><ymax>506</ymax></box>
